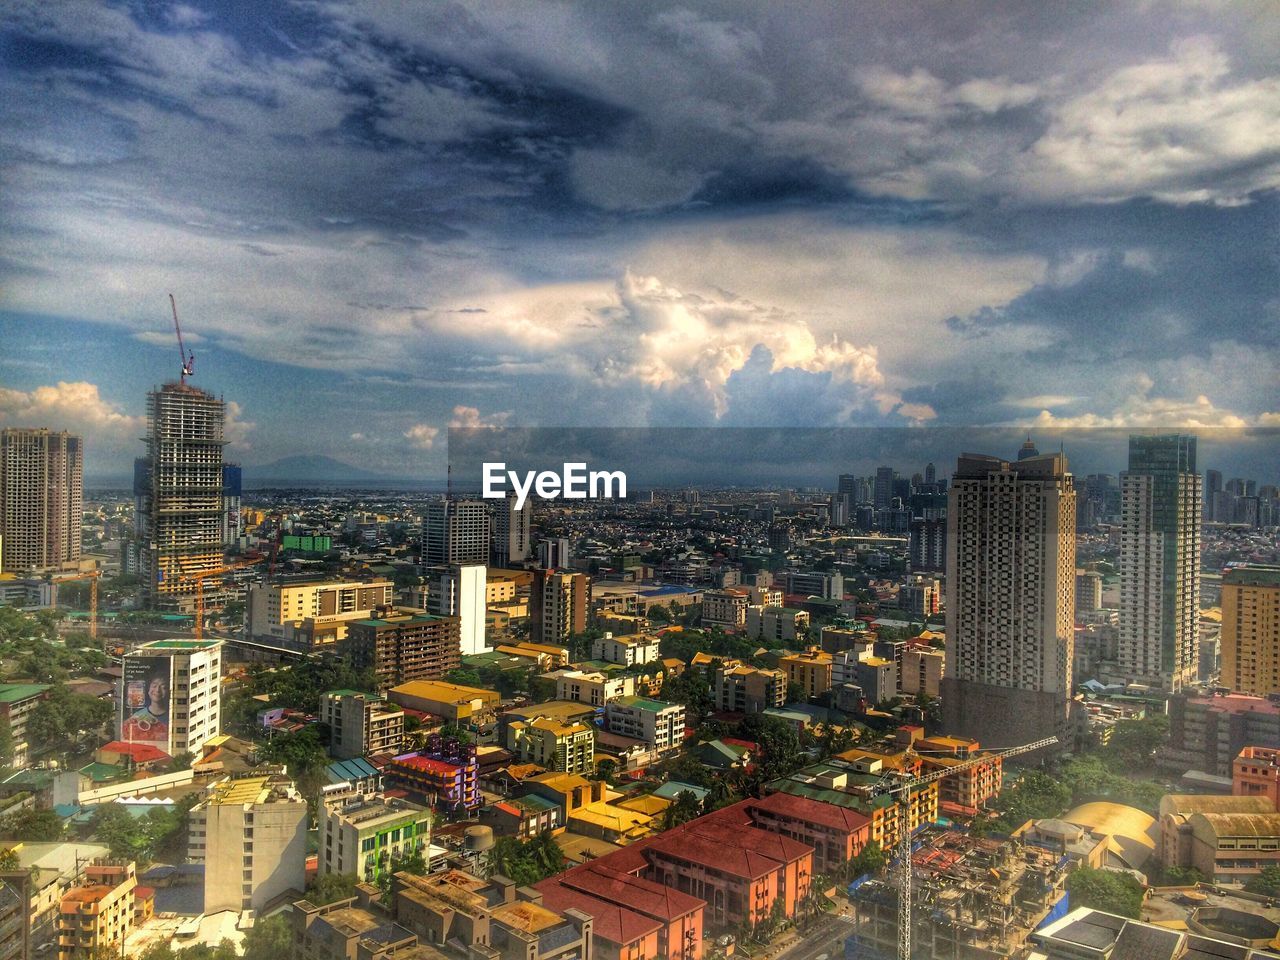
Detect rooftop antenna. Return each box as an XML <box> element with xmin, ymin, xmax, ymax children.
<box><xmin>169</xmin><ymin>293</ymin><xmax>195</xmax><ymax>383</ymax></box>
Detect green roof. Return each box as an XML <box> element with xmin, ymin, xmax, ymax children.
<box><xmin>771</xmin><ymin>779</ymin><xmax>895</xmax><ymax>812</ymax></box>
<box><xmin>614</xmin><ymin>696</ymin><xmax>676</xmax><ymax>713</ymax></box>
<box><xmin>324</xmin><ymin>689</ymin><xmax>369</xmax><ymax>698</ymax></box>
<box><xmin>77</xmin><ymin>762</ymin><xmax>128</xmax><ymax>783</ymax></box>
<box><xmin>0</xmin><ymin>683</ymin><xmax>50</xmax><ymax>704</ymax></box>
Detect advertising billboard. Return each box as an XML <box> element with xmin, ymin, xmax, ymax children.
<box><xmin>121</xmin><ymin>655</ymin><xmax>172</xmax><ymax>748</ymax></box>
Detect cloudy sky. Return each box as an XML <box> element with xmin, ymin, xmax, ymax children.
<box><xmin>1</xmin><ymin>0</ymin><xmax>1278</xmax><ymax>477</ymax></box>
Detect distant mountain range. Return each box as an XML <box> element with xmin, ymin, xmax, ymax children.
<box><xmin>242</xmin><ymin>455</ymin><xmax>437</xmax><ymax>487</ymax></box>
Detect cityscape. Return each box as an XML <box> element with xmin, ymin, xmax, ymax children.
<box><xmin>2</xmin><ymin>4</ymin><xmax>1279</xmax><ymax>960</ymax></box>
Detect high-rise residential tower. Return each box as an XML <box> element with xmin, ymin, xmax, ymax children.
<box><xmin>942</xmin><ymin>451</ymin><xmax>1076</xmax><ymax>746</ymax></box>
<box><xmin>422</xmin><ymin>499</ymin><xmax>490</xmax><ymax>566</ymax></box>
<box><xmin>530</xmin><ymin>569</ymin><xmax>587</xmax><ymax>646</ymax></box>
<box><xmin>1220</xmin><ymin>565</ymin><xmax>1280</xmax><ymax>696</ymax></box>
<box><xmin>489</xmin><ymin>493</ymin><xmax>531</xmax><ymax>567</ymax></box>
<box><xmin>135</xmin><ymin>383</ymin><xmax>227</xmax><ymax>611</ymax></box>
<box><xmin>0</xmin><ymin>428</ymin><xmax>82</xmax><ymax>574</ymax></box>
<box><xmin>1118</xmin><ymin>434</ymin><xmax>1201</xmax><ymax>691</ymax></box>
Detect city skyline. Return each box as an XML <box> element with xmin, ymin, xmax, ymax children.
<box><xmin>2</xmin><ymin>2</ymin><xmax>1279</xmax><ymax>476</ymax></box>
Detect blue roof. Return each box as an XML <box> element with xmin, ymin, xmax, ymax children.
<box><xmin>646</xmin><ymin>584</ymin><xmax>700</xmax><ymax>596</ymax></box>
<box><xmin>327</xmin><ymin>757</ymin><xmax>379</xmax><ymax>784</ymax></box>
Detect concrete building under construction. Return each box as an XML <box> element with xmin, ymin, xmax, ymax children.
<box><xmin>847</xmin><ymin>828</ymin><xmax>1069</xmax><ymax>960</ymax></box>
<box><xmin>134</xmin><ymin>382</ymin><xmax>228</xmax><ymax>611</ymax></box>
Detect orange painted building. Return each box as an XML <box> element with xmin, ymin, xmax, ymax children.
<box><xmin>542</xmin><ymin>863</ymin><xmax>704</xmax><ymax>960</ymax></box>
<box><xmin>1233</xmin><ymin>745</ymin><xmax>1280</xmax><ymax>811</ymax></box>
<box><xmin>744</xmin><ymin>790</ymin><xmax>872</xmax><ymax>875</ymax></box>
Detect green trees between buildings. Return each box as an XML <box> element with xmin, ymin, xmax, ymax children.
<box><xmin>662</xmin><ymin>790</ymin><xmax>703</xmax><ymax>830</ymax></box>
<box><xmin>304</xmin><ymin>872</ymin><xmax>359</xmax><ymax>905</ymax></box>
<box><xmin>1245</xmin><ymin>865</ymin><xmax>1280</xmax><ymax>898</ymax></box>
<box><xmin>90</xmin><ymin>797</ymin><xmax>197</xmax><ymax>864</ymax></box>
<box><xmin>1066</xmin><ymin>867</ymin><xmax>1145</xmax><ymax>918</ymax></box>
<box><xmin>135</xmin><ymin>913</ymin><xmax>290</xmax><ymax>960</ymax></box>
<box><xmin>26</xmin><ymin>686</ymin><xmax>115</xmax><ymax>757</ymax></box>
<box><xmin>489</xmin><ymin>833</ymin><xmax>566</xmax><ymax>886</ymax></box>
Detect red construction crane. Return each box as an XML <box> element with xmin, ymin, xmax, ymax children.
<box><xmin>170</xmin><ymin>293</ymin><xmax>195</xmax><ymax>383</ymax></box>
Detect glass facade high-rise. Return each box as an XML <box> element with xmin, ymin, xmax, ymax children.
<box><xmin>1118</xmin><ymin>434</ymin><xmax>1201</xmax><ymax>691</ymax></box>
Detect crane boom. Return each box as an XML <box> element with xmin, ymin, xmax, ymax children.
<box><xmin>170</xmin><ymin>294</ymin><xmax>195</xmax><ymax>382</ymax></box>
<box><xmin>890</xmin><ymin>735</ymin><xmax>1058</xmax><ymax>960</ymax></box>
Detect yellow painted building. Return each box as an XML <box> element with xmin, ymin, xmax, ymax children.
<box><xmin>1221</xmin><ymin>565</ymin><xmax>1280</xmax><ymax>696</ymax></box>
<box><xmin>779</xmin><ymin>647</ymin><xmax>834</xmax><ymax>698</ymax></box>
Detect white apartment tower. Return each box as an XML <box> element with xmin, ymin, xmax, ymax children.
<box><xmin>136</xmin><ymin>383</ymin><xmax>227</xmax><ymax>611</ymax></box>
<box><xmin>0</xmin><ymin>428</ymin><xmax>82</xmax><ymax>574</ymax></box>
<box><xmin>422</xmin><ymin>500</ymin><xmax>490</xmax><ymax>566</ymax></box>
<box><xmin>942</xmin><ymin>450</ymin><xmax>1076</xmax><ymax>747</ymax></box>
<box><xmin>428</xmin><ymin>563</ymin><xmax>488</xmax><ymax>656</ymax></box>
<box><xmin>119</xmin><ymin>639</ymin><xmax>223</xmax><ymax>757</ymax></box>
<box><xmin>1118</xmin><ymin>434</ymin><xmax>1201</xmax><ymax>691</ymax></box>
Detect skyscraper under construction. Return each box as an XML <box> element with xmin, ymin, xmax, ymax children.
<box><xmin>134</xmin><ymin>382</ymin><xmax>227</xmax><ymax>611</ymax></box>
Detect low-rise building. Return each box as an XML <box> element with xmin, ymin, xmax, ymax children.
<box><xmin>603</xmin><ymin>697</ymin><xmax>685</xmax><ymax>753</ymax></box>
<box><xmin>343</xmin><ymin>610</ymin><xmax>462</xmax><ymax>690</ymax></box>
<box><xmin>1233</xmin><ymin>745</ymin><xmax>1280</xmax><ymax>810</ymax></box>
<box><xmin>916</xmin><ymin>736</ymin><xmax>1003</xmax><ymax>814</ymax></box>
<box><xmin>714</xmin><ymin>663</ymin><xmax>786</xmax><ymax>714</ymax></box>
<box><xmin>779</xmin><ymin>647</ymin><xmax>833</xmax><ymax>699</ymax></box>
<box><xmin>537</xmin><ymin>863</ymin><xmax>703</xmax><ymax>960</ymax></box>
<box><xmin>385</xmin><ymin>738</ymin><xmax>480</xmax><ymax>813</ymax></box>
<box><xmin>389</xmin><ymin>870</ymin><xmax>594</xmax><ymax>960</ymax></box>
<box><xmin>248</xmin><ymin>578</ymin><xmax>394</xmax><ymax>651</ymax></box>
<box><xmin>56</xmin><ymin>860</ymin><xmax>137</xmax><ymax>960</ymax></box>
<box><xmin>291</xmin><ymin>886</ymin><xmax>450</xmax><ymax>960</ymax></box>
<box><xmin>505</xmin><ymin>717</ymin><xmax>594</xmax><ymax>775</ymax></box>
<box><xmin>702</xmin><ymin>588</ymin><xmax>751</xmax><ymax>627</ymax></box>
<box><xmin>320</xmin><ymin>794</ymin><xmax>433</xmax><ymax>884</ymax></box>
<box><xmin>746</xmin><ymin>605</ymin><xmax>810</xmax><ymax>644</ymax></box>
<box><xmin>388</xmin><ymin>679</ymin><xmax>501</xmax><ymax>725</ymax></box>
<box><xmin>552</xmin><ymin>669</ymin><xmax>635</xmax><ymax>706</ymax></box>
<box><xmin>592</xmin><ymin>633</ymin><xmax>660</xmax><ymax>666</ymax></box>
<box><xmin>0</xmin><ymin>683</ymin><xmax>49</xmax><ymax>768</ymax></box>
<box><xmin>900</xmin><ymin>646</ymin><xmax>944</xmax><ymax>698</ymax></box>
<box><xmin>319</xmin><ymin>689</ymin><xmax>405</xmax><ymax>759</ymax></box>
<box><xmin>1159</xmin><ymin>793</ymin><xmax>1280</xmax><ymax>883</ymax></box>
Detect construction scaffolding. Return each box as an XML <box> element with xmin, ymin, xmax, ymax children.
<box><xmin>849</xmin><ymin>827</ymin><xmax>1069</xmax><ymax>960</ymax></box>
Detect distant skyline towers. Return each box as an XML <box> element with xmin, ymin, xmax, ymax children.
<box><xmin>422</xmin><ymin>499</ymin><xmax>490</xmax><ymax>567</ymax></box>
<box><xmin>873</xmin><ymin>466</ymin><xmax>896</xmax><ymax>509</ymax></box>
<box><xmin>0</xmin><ymin>427</ymin><xmax>83</xmax><ymax>574</ymax></box>
<box><xmin>1118</xmin><ymin>434</ymin><xmax>1201</xmax><ymax>691</ymax></box>
<box><xmin>942</xmin><ymin>450</ymin><xmax>1076</xmax><ymax>747</ymax></box>
<box><xmin>489</xmin><ymin>492</ymin><xmax>531</xmax><ymax>567</ymax></box>
<box><xmin>135</xmin><ymin>383</ymin><xmax>227</xmax><ymax>611</ymax></box>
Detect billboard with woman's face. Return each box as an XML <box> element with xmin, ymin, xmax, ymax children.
<box><xmin>121</xmin><ymin>656</ymin><xmax>171</xmax><ymax>747</ymax></box>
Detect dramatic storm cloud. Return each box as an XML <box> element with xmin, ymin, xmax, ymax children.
<box><xmin>1</xmin><ymin>0</ymin><xmax>1277</xmax><ymax>474</ymax></box>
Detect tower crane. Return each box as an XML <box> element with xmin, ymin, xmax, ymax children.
<box><xmin>169</xmin><ymin>293</ymin><xmax>195</xmax><ymax>383</ymax></box>
<box><xmin>173</xmin><ymin>558</ymin><xmax>260</xmax><ymax>640</ymax></box>
<box><xmin>882</xmin><ymin>735</ymin><xmax>1059</xmax><ymax>960</ymax></box>
<box><xmin>47</xmin><ymin>570</ymin><xmax>102</xmax><ymax>640</ymax></box>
